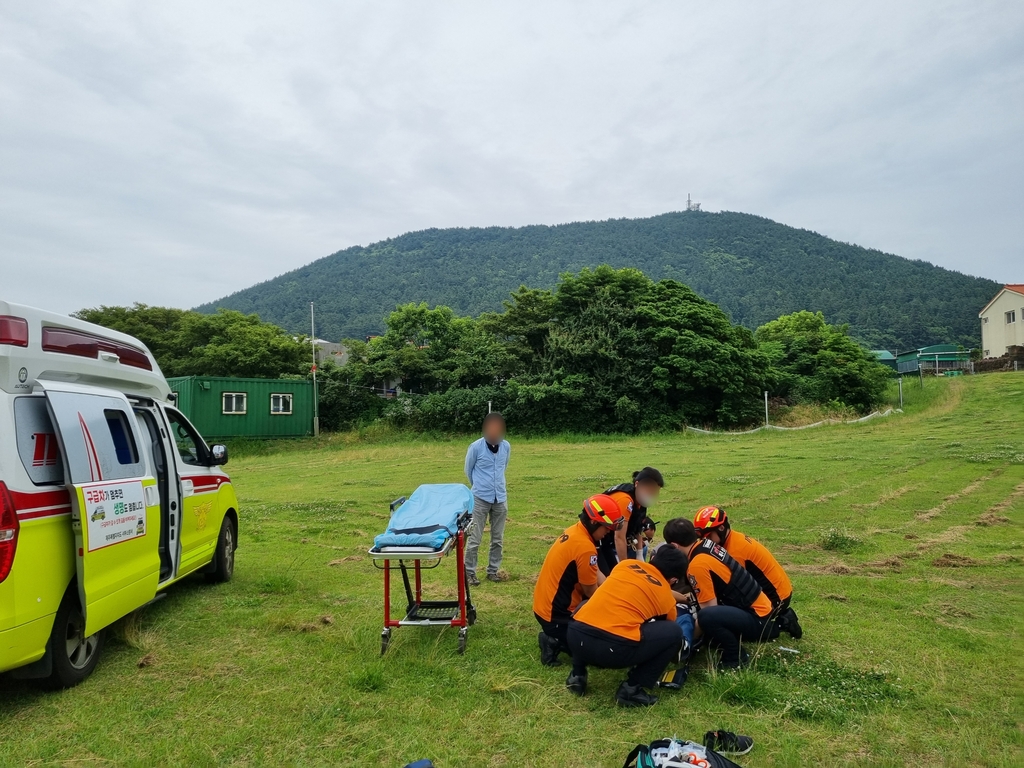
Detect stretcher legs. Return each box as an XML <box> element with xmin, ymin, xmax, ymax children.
<box><xmin>379</xmin><ymin>528</ymin><xmax>475</xmax><ymax>656</ymax></box>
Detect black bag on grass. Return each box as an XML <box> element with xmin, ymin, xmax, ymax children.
<box><xmin>623</xmin><ymin>738</ymin><xmax>744</xmax><ymax>768</ymax></box>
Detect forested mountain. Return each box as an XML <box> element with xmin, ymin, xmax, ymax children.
<box><xmin>197</xmin><ymin>211</ymin><xmax>997</xmax><ymax>350</ymax></box>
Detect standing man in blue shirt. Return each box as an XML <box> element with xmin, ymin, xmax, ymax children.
<box><xmin>464</xmin><ymin>412</ymin><xmax>511</xmax><ymax>586</ymax></box>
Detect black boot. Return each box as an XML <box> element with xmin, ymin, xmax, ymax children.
<box><xmin>538</xmin><ymin>632</ymin><xmax>563</xmax><ymax>666</ymax></box>
<box><xmin>565</xmin><ymin>671</ymin><xmax>588</xmax><ymax>696</ymax></box>
<box><xmin>615</xmin><ymin>681</ymin><xmax>658</xmax><ymax>707</ymax></box>
<box><xmin>783</xmin><ymin>608</ymin><xmax>803</xmax><ymax>639</ymax></box>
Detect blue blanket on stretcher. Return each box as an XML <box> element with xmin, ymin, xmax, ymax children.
<box><xmin>373</xmin><ymin>484</ymin><xmax>475</xmax><ymax>550</ymax></box>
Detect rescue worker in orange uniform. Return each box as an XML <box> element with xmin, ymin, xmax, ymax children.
<box><xmin>692</xmin><ymin>505</ymin><xmax>802</xmax><ymax>639</ymax></box>
<box><xmin>662</xmin><ymin>518</ymin><xmax>775</xmax><ymax>670</ymax></box>
<box><xmin>565</xmin><ymin>546</ymin><xmax>688</xmax><ymax>707</ymax></box>
<box><xmin>532</xmin><ymin>494</ymin><xmax>624</xmax><ymax>666</ymax></box>
<box><xmin>597</xmin><ymin>467</ymin><xmax>665</xmax><ymax>576</ymax></box>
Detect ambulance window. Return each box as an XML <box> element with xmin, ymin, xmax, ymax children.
<box><xmin>105</xmin><ymin>410</ymin><xmax>139</xmax><ymax>465</ymax></box>
<box><xmin>165</xmin><ymin>409</ymin><xmax>207</xmax><ymax>467</ymax></box>
<box><xmin>14</xmin><ymin>397</ymin><xmax>65</xmax><ymax>486</ymax></box>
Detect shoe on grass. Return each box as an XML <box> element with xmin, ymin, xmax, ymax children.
<box><xmin>486</xmin><ymin>571</ymin><xmax>506</xmax><ymax>583</ymax></box>
<box><xmin>565</xmin><ymin>672</ymin><xmax>587</xmax><ymax>696</ymax></box>
<box><xmin>466</xmin><ymin>575</ymin><xmax>481</xmax><ymax>587</ymax></box>
<box><xmin>703</xmin><ymin>730</ymin><xmax>754</xmax><ymax>756</ymax></box>
<box><xmin>782</xmin><ymin>607</ymin><xmax>803</xmax><ymax>639</ymax></box>
<box><xmin>615</xmin><ymin>682</ymin><xmax>658</xmax><ymax>708</ymax></box>
<box><xmin>656</xmin><ymin>665</ymin><xmax>688</xmax><ymax>690</ymax></box>
<box><xmin>538</xmin><ymin>632</ymin><xmax>563</xmax><ymax>667</ymax></box>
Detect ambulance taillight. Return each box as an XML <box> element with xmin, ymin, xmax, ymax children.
<box><xmin>0</xmin><ymin>316</ymin><xmax>29</xmax><ymax>347</ymax></box>
<box><xmin>0</xmin><ymin>482</ymin><xmax>19</xmax><ymax>584</ymax></box>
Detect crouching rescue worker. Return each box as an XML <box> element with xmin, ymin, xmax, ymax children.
<box><xmin>565</xmin><ymin>546</ymin><xmax>688</xmax><ymax>707</ymax></box>
<box><xmin>532</xmin><ymin>494</ymin><xmax>623</xmax><ymax>667</ymax></box>
<box><xmin>663</xmin><ymin>518</ymin><xmax>774</xmax><ymax>670</ymax></box>
<box><xmin>597</xmin><ymin>467</ymin><xmax>665</xmax><ymax>575</ymax></box>
<box><xmin>693</xmin><ymin>505</ymin><xmax>802</xmax><ymax>639</ymax></box>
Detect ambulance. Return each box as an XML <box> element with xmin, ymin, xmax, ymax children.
<box><xmin>0</xmin><ymin>300</ymin><xmax>239</xmax><ymax>688</ymax></box>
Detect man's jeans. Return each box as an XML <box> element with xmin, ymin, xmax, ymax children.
<box><xmin>464</xmin><ymin>497</ymin><xmax>507</xmax><ymax>578</ymax></box>
<box><xmin>676</xmin><ymin>611</ymin><xmax>695</xmax><ymax>660</ymax></box>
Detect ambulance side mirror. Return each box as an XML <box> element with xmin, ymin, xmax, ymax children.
<box><xmin>209</xmin><ymin>444</ymin><xmax>229</xmax><ymax>466</ymax></box>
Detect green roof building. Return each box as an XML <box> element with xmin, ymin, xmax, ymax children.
<box><xmin>167</xmin><ymin>376</ymin><xmax>315</xmax><ymax>439</ymax></box>
<box><xmin>871</xmin><ymin>350</ymin><xmax>898</xmax><ymax>370</ymax></box>
<box><xmin>896</xmin><ymin>345</ymin><xmax>970</xmax><ymax>375</ymax></box>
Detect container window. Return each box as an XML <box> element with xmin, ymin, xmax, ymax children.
<box><xmin>105</xmin><ymin>410</ymin><xmax>139</xmax><ymax>465</ymax></box>
<box><xmin>271</xmin><ymin>393</ymin><xmax>293</xmax><ymax>415</ymax></box>
<box><xmin>222</xmin><ymin>392</ymin><xmax>247</xmax><ymax>415</ymax></box>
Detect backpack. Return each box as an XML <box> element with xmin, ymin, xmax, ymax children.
<box><xmin>623</xmin><ymin>739</ymin><xmax>745</xmax><ymax>768</ymax></box>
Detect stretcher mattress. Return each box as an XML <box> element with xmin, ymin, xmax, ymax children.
<box><xmin>373</xmin><ymin>484</ymin><xmax>475</xmax><ymax>551</ymax></box>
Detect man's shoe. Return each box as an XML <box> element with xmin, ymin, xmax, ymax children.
<box><xmin>783</xmin><ymin>607</ymin><xmax>803</xmax><ymax>639</ymax></box>
<box><xmin>486</xmin><ymin>572</ymin><xmax>505</xmax><ymax>583</ymax></box>
<box><xmin>615</xmin><ymin>682</ymin><xmax>658</xmax><ymax>708</ymax></box>
<box><xmin>656</xmin><ymin>666</ymin><xmax>688</xmax><ymax>690</ymax></box>
<box><xmin>565</xmin><ymin>672</ymin><xmax>587</xmax><ymax>696</ymax></box>
<box><xmin>538</xmin><ymin>632</ymin><xmax>563</xmax><ymax>667</ymax></box>
<box><xmin>466</xmin><ymin>575</ymin><xmax>481</xmax><ymax>587</ymax></box>
<box><xmin>675</xmin><ymin>637</ymin><xmax>691</xmax><ymax>665</ymax></box>
<box><xmin>703</xmin><ymin>730</ymin><xmax>754</xmax><ymax>756</ymax></box>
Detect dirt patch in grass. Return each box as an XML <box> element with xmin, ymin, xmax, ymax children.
<box><xmin>975</xmin><ymin>512</ymin><xmax>1010</xmax><ymax>526</ymax></box>
<box><xmin>328</xmin><ymin>556</ymin><xmax>362</xmax><ymax>565</ymax></box>
<box><xmin>915</xmin><ymin>472</ymin><xmax>1000</xmax><ymax>520</ymax></box>
<box><xmin>982</xmin><ymin>481</ymin><xmax>1024</xmax><ymax>517</ymax></box>
<box><xmin>932</xmin><ymin>553</ymin><xmax>980</xmax><ymax>568</ymax></box>
<box><xmin>854</xmin><ymin>485</ymin><xmax>917</xmax><ymax>510</ymax></box>
<box><xmin>791</xmin><ymin>562</ymin><xmax>853</xmax><ymax>576</ymax></box>
<box><xmin>823</xmin><ymin>593</ymin><xmax>848</xmax><ymax>602</ymax></box>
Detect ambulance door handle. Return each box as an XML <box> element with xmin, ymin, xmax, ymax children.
<box><xmin>181</xmin><ymin>480</ymin><xmax>194</xmax><ymax>497</ymax></box>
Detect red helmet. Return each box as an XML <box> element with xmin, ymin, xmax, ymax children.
<box><xmin>583</xmin><ymin>494</ymin><xmax>625</xmax><ymax>529</ymax></box>
<box><xmin>693</xmin><ymin>505</ymin><xmax>728</xmax><ymax>531</ymax></box>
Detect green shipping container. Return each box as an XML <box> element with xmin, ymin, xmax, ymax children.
<box><xmin>167</xmin><ymin>376</ymin><xmax>315</xmax><ymax>439</ymax></box>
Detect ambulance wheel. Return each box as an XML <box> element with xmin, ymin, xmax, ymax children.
<box><xmin>206</xmin><ymin>516</ymin><xmax>236</xmax><ymax>584</ymax></box>
<box><xmin>42</xmin><ymin>590</ymin><xmax>104</xmax><ymax>690</ymax></box>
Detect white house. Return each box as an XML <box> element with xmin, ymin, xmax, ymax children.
<box><xmin>979</xmin><ymin>284</ymin><xmax>1024</xmax><ymax>358</ymax></box>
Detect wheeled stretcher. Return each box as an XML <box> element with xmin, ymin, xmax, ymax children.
<box><xmin>368</xmin><ymin>484</ymin><xmax>477</xmax><ymax>655</ymax></box>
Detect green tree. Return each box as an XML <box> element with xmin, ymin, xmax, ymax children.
<box><xmin>755</xmin><ymin>310</ymin><xmax>891</xmax><ymax>412</ymax></box>
<box><xmin>73</xmin><ymin>304</ymin><xmax>308</xmax><ymax>378</ymax></box>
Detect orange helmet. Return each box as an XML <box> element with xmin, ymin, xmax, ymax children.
<box><xmin>693</xmin><ymin>505</ymin><xmax>728</xmax><ymax>531</ymax></box>
<box><xmin>583</xmin><ymin>494</ymin><xmax>625</xmax><ymax>529</ymax></box>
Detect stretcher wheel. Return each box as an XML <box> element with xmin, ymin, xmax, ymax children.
<box><xmin>457</xmin><ymin>628</ymin><xmax>468</xmax><ymax>655</ymax></box>
<box><xmin>381</xmin><ymin>629</ymin><xmax>392</xmax><ymax>656</ymax></box>
<box><xmin>467</xmin><ymin>607</ymin><xmax>477</xmax><ymax>626</ymax></box>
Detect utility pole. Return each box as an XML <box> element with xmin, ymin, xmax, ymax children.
<box><xmin>898</xmin><ymin>377</ymin><xmax>903</xmax><ymax>410</ymax></box>
<box><xmin>311</xmin><ymin>301</ymin><xmax>319</xmax><ymax>437</ymax></box>
<box><xmin>764</xmin><ymin>391</ymin><xmax>769</xmax><ymax>427</ymax></box>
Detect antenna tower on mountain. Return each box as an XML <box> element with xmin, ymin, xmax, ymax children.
<box><xmin>686</xmin><ymin>194</ymin><xmax>701</xmax><ymax>212</ymax></box>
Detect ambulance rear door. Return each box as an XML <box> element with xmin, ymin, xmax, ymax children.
<box><xmin>39</xmin><ymin>381</ymin><xmax>160</xmax><ymax>636</ymax></box>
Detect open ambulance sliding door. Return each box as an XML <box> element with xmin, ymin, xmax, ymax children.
<box><xmin>40</xmin><ymin>381</ymin><xmax>161</xmax><ymax>636</ymax></box>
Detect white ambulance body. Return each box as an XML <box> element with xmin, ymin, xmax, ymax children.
<box><xmin>0</xmin><ymin>300</ymin><xmax>239</xmax><ymax>687</ymax></box>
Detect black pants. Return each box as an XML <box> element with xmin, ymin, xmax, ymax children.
<box><xmin>567</xmin><ymin>620</ymin><xmax>682</xmax><ymax>689</ymax></box>
<box><xmin>698</xmin><ymin>606</ymin><xmax>774</xmax><ymax>665</ymax></box>
<box><xmin>535</xmin><ymin>613</ymin><xmax>570</xmax><ymax>652</ymax></box>
<box><xmin>766</xmin><ymin>595</ymin><xmax>792</xmax><ymax>640</ymax></box>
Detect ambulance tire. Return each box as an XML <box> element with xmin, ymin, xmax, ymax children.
<box><xmin>206</xmin><ymin>516</ymin><xmax>236</xmax><ymax>584</ymax></box>
<box><xmin>42</xmin><ymin>588</ymin><xmax>105</xmax><ymax>690</ymax></box>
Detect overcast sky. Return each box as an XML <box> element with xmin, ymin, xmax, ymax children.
<box><xmin>2</xmin><ymin>1</ymin><xmax>1022</xmax><ymax>315</ymax></box>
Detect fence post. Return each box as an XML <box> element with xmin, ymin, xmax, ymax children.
<box><xmin>764</xmin><ymin>391</ymin><xmax>769</xmax><ymax>427</ymax></box>
<box><xmin>898</xmin><ymin>377</ymin><xmax>903</xmax><ymax>410</ymax></box>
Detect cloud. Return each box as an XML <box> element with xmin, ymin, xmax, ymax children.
<box><xmin>1</xmin><ymin>0</ymin><xmax>1021</xmax><ymax>314</ymax></box>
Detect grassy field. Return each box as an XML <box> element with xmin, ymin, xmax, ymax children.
<box><xmin>2</xmin><ymin>373</ymin><xmax>1023</xmax><ymax>767</ymax></box>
